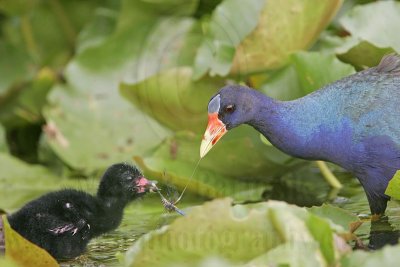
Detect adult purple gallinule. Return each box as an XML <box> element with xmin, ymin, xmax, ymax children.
<box><xmin>7</xmin><ymin>163</ymin><xmax>156</xmax><ymax>260</ymax></box>
<box><xmin>200</xmin><ymin>54</ymin><xmax>400</xmax><ymax>215</ymax></box>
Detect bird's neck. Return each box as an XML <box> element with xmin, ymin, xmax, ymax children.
<box><xmin>99</xmin><ymin>196</ymin><xmax>129</xmax><ymax>210</ymax></box>
<box><xmin>246</xmin><ymin>92</ymin><xmax>325</xmax><ymax>160</ymax></box>
<box><xmin>92</xmin><ymin>195</ymin><xmax>128</xmax><ymax>235</ymax></box>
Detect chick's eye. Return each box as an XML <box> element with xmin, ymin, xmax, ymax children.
<box><xmin>224</xmin><ymin>105</ymin><xmax>234</xmax><ymax>113</ymax></box>
<box><xmin>126</xmin><ymin>176</ymin><xmax>133</xmax><ymax>180</ymax></box>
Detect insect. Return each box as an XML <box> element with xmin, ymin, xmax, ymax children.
<box><xmin>149</xmin><ymin>180</ymin><xmax>185</xmax><ymax>216</ymax></box>
<box><xmin>151</xmin><ymin>160</ymin><xmax>201</xmax><ymax>216</ymax></box>
<box><xmin>157</xmin><ymin>189</ymin><xmax>185</xmax><ymax>216</ymax></box>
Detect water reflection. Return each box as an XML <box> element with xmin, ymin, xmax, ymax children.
<box><xmin>368</xmin><ymin>217</ymin><xmax>400</xmax><ymax>250</ymax></box>
<box><xmin>262</xmin><ymin>168</ymin><xmax>400</xmax><ymax>250</ymax></box>
<box><xmin>261</xmin><ymin>166</ymin><xmax>331</xmax><ymax>207</ymax></box>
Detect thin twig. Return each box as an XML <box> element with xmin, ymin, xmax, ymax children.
<box><xmin>21</xmin><ymin>15</ymin><xmax>40</xmax><ymax>62</ymax></box>
<box><xmin>49</xmin><ymin>0</ymin><xmax>76</xmax><ymax>47</ymax></box>
<box><xmin>316</xmin><ymin>161</ymin><xmax>342</xmax><ymax>189</ymax></box>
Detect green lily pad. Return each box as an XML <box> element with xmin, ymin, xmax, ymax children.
<box><xmin>133</xmin><ymin>132</ymin><xmax>271</xmax><ymax>201</ymax></box>
<box><xmin>43</xmin><ymin>81</ymin><xmax>169</xmax><ymax>173</ymax></box>
<box><xmin>0</xmin><ymin>1</ymin><xmax>116</xmax><ymax>161</ymax></box>
<box><xmin>308</xmin><ymin>204</ymin><xmax>359</xmax><ymax>231</ymax></box>
<box><xmin>124</xmin><ymin>198</ymin><xmax>351</xmax><ymax>267</ymax></box>
<box><xmin>337</xmin><ymin>40</ymin><xmax>394</xmax><ymax>69</ymax></box>
<box><xmin>0</xmin><ymin>68</ymin><xmax>56</xmax><ymax>129</ymax></box>
<box><xmin>192</xmin><ymin>0</ymin><xmax>265</xmax><ymax>79</ymax></box>
<box><xmin>73</xmin><ymin>1</ymin><xmax>196</xmax><ymax>81</ymax></box>
<box><xmin>120</xmin><ymin>67</ymin><xmax>225</xmax><ymax>133</ymax></box>
<box><xmin>258</xmin><ymin>65</ymin><xmax>302</xmax><ymax>100</ymax></box>
<box><xmin>231</xmin><ymin>0</ymin><xmax>343</xmax><ymax>74</ymax></box>
<box><xmin>341</xmin><ymin>244</ymin><xmax>400</xmax><ymax>267</ymax></box>
<box><xmin>0</xmin><ymin>42</ymin><xmax>34</xmax><ymax>96</ymax></box>
<box><xmin>3</xmin><ymin>215</ymin><xmax>58</xmax><ymax>267</ymax></box>
<box><xmin>44</xmin><ymin>1</ymin><xmax>213</xmax><ymax>172</ymax></box>
<box><xmin>0</xmin><ymin>153</ymin><xmax>96</xmax><ymax>212</ymax></box>
<box><xmin>75</xmin><ymin>7</ymin><xmax>119</xmax><ymax>53</ymax></box>
<box><xmin>385</xmin><ymin>170</ymin><xmax>400</xmax><ymax>200</ymax></box>
<box><xmin>323</xmin><ymin>1</ymin><xmax>400</xmax><ymax>69</ymax></box>
<box><xmin>242</xmin><ymin>242</ymin><xmax>324</xmax><ymax>267</ymax></box>
<box><xmin>340</xmin><ymin>1</ymin><xmax>400</xmax><ymax>53</ymax></box>
<box><xmin>290</xmin><ymin>51</ymin><xmax>356</xmax><ymax>93</ymax></box>
<box><xmin>193</xmin><ymin>0</ymin><xmax>343</xmax><ymax>77</ymax></box>
<box><xmin>0</xmin><ymin>0</ymin><xmax>109</xmax><ymax>75</ymax></box>
<box><xmin>0</xmin><ymin>68</ymin><xmax>55</xmax><ymax>163</ymax></box>
<box><xmin>261</xmin><ymin>51</ymin><xmax>355</xmax><ymax>100</ymax></box>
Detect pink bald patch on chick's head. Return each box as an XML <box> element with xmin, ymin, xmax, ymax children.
<box><xmin>135</xmin><ymin>177</ymin><xmax>150</xmax><ymax>193</ymax></box>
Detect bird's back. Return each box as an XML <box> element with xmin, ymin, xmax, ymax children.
<box><xmin>322</xmin><ymin>55</ymin><xmax>400</xmax><ymax>143</ymax></box>
<box><xmin>283</xmin><ymin>55</ymin><xmax>400</xmax><ymax>171</ymax></box>
<box><xmin>8</xmin><ymin>189</ymin><xmax>96</xmax><ymax>233</ymax></box>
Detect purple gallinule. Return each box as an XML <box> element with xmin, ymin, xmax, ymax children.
<box><xmin>7</xmin><ymin>163</ymin><xmax>156</xmax><ymax>260</ymax></box>
<box><xmin>200</xmin><ymin>54</ymin><xmax>400</xmax><ymax>215</ymax></box>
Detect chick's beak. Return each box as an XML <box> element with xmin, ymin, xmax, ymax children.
<box><xmin>146</xmin><ymin>180</ymin><xmax>160</xmax><ymax>193</ymax></box>
<box><xmin>200</xmin><ymin>112</ymin><xmax>227</xmax><ymax>158</ymax></box>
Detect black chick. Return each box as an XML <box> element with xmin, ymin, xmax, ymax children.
<box><xmin>7</xmin><ymin>163</ymin><xmax>155</xmax><ymax>260</ymax></box>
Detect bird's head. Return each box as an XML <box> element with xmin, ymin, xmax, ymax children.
<box><xmin>200</xmin><ymin>85</ymin><xmax>258</xmax><ymax>157</ymax></box>
<box><xmin>97</xmin><ymin>163</ymin><xmax>157</xmax><ymax>201</ymax></box>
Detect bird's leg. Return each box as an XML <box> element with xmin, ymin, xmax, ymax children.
<box><xmin>364</xmin><ymin>187</ymin><xmax>389</xmax><ymax>217</ymax></box>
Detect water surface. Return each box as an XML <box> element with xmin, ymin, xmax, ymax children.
<box><xmin>63</xmin><ymin>170</ymin><xmax>400</xmax><ymax>266</ymax></box>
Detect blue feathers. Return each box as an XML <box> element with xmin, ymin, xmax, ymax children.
<box><xmin>214</xmin><ymin>54</ymin><xmax>400</xmax><ymax>214</ymax></box>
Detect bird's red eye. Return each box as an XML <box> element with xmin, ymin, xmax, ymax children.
<box><xmin>225</xmin><ymin>105</ymin><xmax>234</xmax><ymax>113</ymax></box>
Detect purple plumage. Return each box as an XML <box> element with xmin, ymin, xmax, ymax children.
<box><xmin>201</xmin><ymin>54</ymin><xmax>400</xmax><ymax>215</ymax></box>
